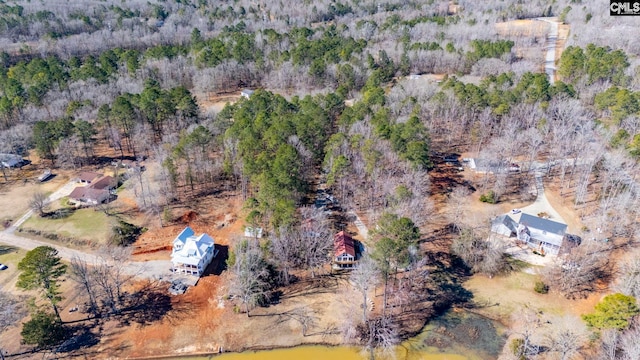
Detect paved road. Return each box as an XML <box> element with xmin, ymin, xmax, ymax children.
<box><xmin>511</xmin><ymin>170</ymin><xmax>564</xmax><ymax>224</ymax></box>
<box><xmin>0</xmin><ymin>228</ymin><xmax>172</xmax><ymax>279</ymax></box>
<box><xmin>0</xmin><ymin>179</ymin><xmax>171</xmax><ymax>280</ymax></box>
<box><xmin>6</xmin><ymin>180</ymin><xmax>76</xmax><ymax>232</ymax></box>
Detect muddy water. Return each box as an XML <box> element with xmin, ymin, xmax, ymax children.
<box><xmin>170</xmin><ymin>310</ymin><xmax>504</xmax><ymax>360</ymax></box>
<box><xmin>177</xmin><ymin>346</ymin><xmax>468</xmax><ymax>360</ymax></box>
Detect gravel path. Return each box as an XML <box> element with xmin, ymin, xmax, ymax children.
<box><xmin>538</xmin><ymin>18</ymin><xmax>559</xmax><ymax>84</ymax></box>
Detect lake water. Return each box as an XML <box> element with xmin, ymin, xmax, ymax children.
<box><xmin>168</xmin><ymin>310</ymin><xmax>505</xmax><ymax>360</ymax></box>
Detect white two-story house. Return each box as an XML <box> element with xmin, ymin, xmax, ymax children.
<box><xmin>171</xmin><ymin>227</ymin><xmax>217</xmax><ymax>276</ymax></box>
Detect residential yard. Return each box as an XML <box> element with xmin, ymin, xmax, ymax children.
<box><xmin>464</xmin><ymin>271</ymin><xmax>601</xmax><ymax>323</ymax></box>
<box><xmin>0</xmin><ymin>245</ymin><xmax>87</xmax><ymax>356</ymax></box>
<box><xmin>0</xmin><ymin>171</ymin><xmax>72</xmax><ymax>225</ymax></box>
<box><xmin>19</xmin><ymin>208</ymin><xmax>117</xmax><ymax>247</ymax></box>
<box><xmin>0</xmin><ymin>245</ymin><xmax>26</xmax><ymax>291</ymax></box>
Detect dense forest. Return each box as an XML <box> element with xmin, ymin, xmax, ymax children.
<box><xmin>2</xmin><ymin>0</ymin><xmax>640</xmax><ymax>358</ymax></box>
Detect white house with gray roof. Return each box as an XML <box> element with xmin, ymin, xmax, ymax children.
<box><xmin>491</xmin><ymin>215</ymin><xmax>518</xmax><ymax>237</ymax></box>
<box><xmin>516</xmin><ymin>213</ymin><xmax>567</xmax><ymax>255</ymax></box>
<box><xmin>171</xmin><ymin>227</ymin><xmax>217</xmax><ymax>276</ymax></box>
<box><xmin>492</xmin><ymin>213</ymin><xmax>568</xmax><ymax>255</ymax></box>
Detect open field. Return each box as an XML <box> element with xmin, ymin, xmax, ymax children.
<box><xmin>464</xmin><ymin>271</ymin><xmax>601</xmax><ymax>322</ymax></box>
<box><xmin>196</xmin><ymin>92</ymin><xmax>241</xmax><ymax>115</ymax></box>
<box><xmin>19</xmin><ymin>208</ymin><xmax>116</xmax><ymax>246</ymax></box>
<box><xmin>0</xmin><ymin>170</ymin><xmax>72</xmax><ymax>224</ymax></box>
<box><xmin>0</xmin><ymin>245</ymin><xmax>26</xmax><ymax>291</ymax></box>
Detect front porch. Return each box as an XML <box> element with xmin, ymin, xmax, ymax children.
<box><xmin>333</xmin><ymin>259</ymin><xmax>357</xmax><ymax>269</ymax></box>
<box><xmin>172</xmin><ymin>263</ymin><xmax>202</xmax><ymax>276</ymax></box>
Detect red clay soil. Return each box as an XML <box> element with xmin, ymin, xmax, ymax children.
<box><xmin>106</xmin><ymin>194</ymin><xmax>245</xmax><ymax>356</ymax></box>
<box><xmin>116</xmin><ymin>275</ymin><xmax>225</xmax><ymax>358</ymax></box>
<box><xmin>180</xmin><ymin>210</ymin><xmax>198</xmax><ymax>223</ymax></box>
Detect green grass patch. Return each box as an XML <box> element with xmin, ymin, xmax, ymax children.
<box><xmin>0</xmin><ymin>245</ymin><xmax>24</xmax><ymax>264</ymax></box>
<box><xmin>20</xmin><ymin>208</ymin><xmax>116</xmax><ymax>245</ymax></box>
<box><xmin>0</xmin><ymin>246</ymin><xmax>27</xmax><ymax>288</ymax></box>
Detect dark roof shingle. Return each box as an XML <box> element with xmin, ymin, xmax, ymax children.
<box><xmin>519</xmin><ymin>213</ymin><xmax>567</xmax><ymax>235</ymax></box>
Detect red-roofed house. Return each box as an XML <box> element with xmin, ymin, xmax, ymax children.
<box><xmin>334</xmin><ymin>231</ymin><xmax>357</xmax><ymax>269</ymax></box>
<box><xmin>90</xmin><ymin>176</ymin><xmax>115</xmax><ymax>190</ymax></box>
<box><xmin>68</xmin><ymin>174</ymin><xmax>116</xmax><ymax>206</ymax></box>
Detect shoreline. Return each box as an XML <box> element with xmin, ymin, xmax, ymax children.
<box><xmin>125</xmin><ymin>342</ymin><xmax>352</xmax><ymax>360</ymax></box>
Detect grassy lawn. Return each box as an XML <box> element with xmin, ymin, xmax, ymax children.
<box><xmin>464</xmin><ymin>269</ymin><xmax>595</xmax><ymax>322</ymax></box>
<box><xmin>0</xmin><ymin>246</ymin><xmax>26</xmax><ymax>289</ymax></box>
<box><xmin>20</xmin><ymin>208</ymin><xmax>116</xmax><ymax>245</ymax></box>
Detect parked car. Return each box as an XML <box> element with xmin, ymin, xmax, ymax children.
<box><xmin>511</xmin><ymin>209</ymin><xmax>522</xmax><ymax>214</ymax></box>
<box><xmin>0</xmin><ymin>264</ymin><xmax>8</xmax><ymax>270</ymax></box>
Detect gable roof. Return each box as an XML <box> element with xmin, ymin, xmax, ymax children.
<box><xmin>171</xmin><ymin>228</ymin><xmax>215</xmax><ymax>266</ymax></box>
<box><xmin>78</xmin><ymin>171</ymin><xmax>100</xmax><ymax>182</ymax></box>
<box><xmin>334</xmin><ymin>231</ymin><xmax>355</xmax><ymax>258</ymax></box>
<box><xmin>69</xmin><ymin>187</ymin><xmax>87</xmax><ymax>200</ymax></box>
<box><xmin>493</xmin><ymin>214</ymin><xmax>517</xmax><ymax>232</ymax></box>
<box><xmin>90</xmin><ymin>176</ymin><xmax>115</xmax><ymax>190</ymax></box>
<box><xmin>68</xmin><ymin>187</ymin><xmax>109</xmax><ymax>202</ymax></box>
<box><xmin>174</xmin><ymin>226</ymin><xmax>195</xmax><ymax>245</ymax></box>
<box><xmin>519</xmin><ymin>213</ymin><xmax>567</xmax><ymax>236</ymax></box>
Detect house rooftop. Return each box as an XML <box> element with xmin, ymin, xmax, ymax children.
<box><xmin>90</xmin><ymin>176</ymin><xmax>115</xmax><ymax>190</ymax></box>
<box><xmin>174</xmin><ymin>227</ymin><xmax>195</xmax><ymax>244</ymax></box>
<box><xmin>172</xmin><ymin>229</ymin><xmax>215</xmax><ymax>266</ymax></box>
<box><xmin>519</xmin><ymin>213</ymin><xmax>567</xmax><ymax>236</ymax></box>
<box><xmin>69</xmin><ymin>187</ymin><xmax>108</xmax><ymax>202</ymax></box>
<box><xmin>334</xmin><ymin>231</ymin><xmax>355</xmax><ymax>257</ymax></box>
<box><xmin>78</xmin><ymin>171</ymin><xmax>100</xmax><ymax>182</ymax></box>
<box><xmin>493</xmin><ymin>214</ymin><xmax>518</xmax><ymax>232</ymax></box>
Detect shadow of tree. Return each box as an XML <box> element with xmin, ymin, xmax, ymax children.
<box><xmin>44</xmin><ymin>207</ymin><xmax>75</xmax><ymax>220</ymax></box>
<box><xmin>55</xmin><ymin>326</ymin><xmax>100</xmax><ymax>353</ymax></box>
<box><xmin>0</xmin><ymin>245</ymin><xmax>17</xmax><ymax>255</ymax></box>
<box><xmin>279</xmin><ymin>274</ymin><xmax>340</xmax><ymax>300</ymax></box>
<box><xmin>117</xmin><ymin>282</ymin><xmax>176</xmax><ymax>326</ymax></box>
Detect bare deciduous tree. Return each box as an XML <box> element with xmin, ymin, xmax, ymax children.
<box><xmin>270</xmin><ymin>226</ymin><xmax>299</xmax><ymax>286</ymax></box>
<box><xmin>69</xmin><ymin>246</ymin><xmax>136</xmax><ymax>315</ymax></box>
<box><xmin>297</xmin><ymin>206</ymin><xmax>333</xmax><ymax>277</ymax></box>
<box><xmin>350</xmin><ymin>254</ymin><xmax>380</xmax><ymax>323</ymax></box>
<box><xmin>451</xmin><ymin>226</ymin><xmax>506</xmax><ymax>277</ymax></box>
<box><xmin>229</xmin><ymin>239</ymin><xmax>271</xmax><ymax>317</ymax></box>
<box><xmin>509</xmin><ymin>309</ymin><xmax>543</xmax><ymax>359</ymax></box>
<box><xmin>620</xmin><ymin>324</ymin><xmax>640</xmax><ymax>360</ymax></box>
<box><xmin>29</xmin><ymin>191</ymin><xmax>49</xmax><ymax>217</ymax></box>
<box><xmin>597</xmin><ymin>329</ymin><xmax>621</xmax><ymax>360</ymax></box>
<box><xmin>0</xmin><ymin>291</ymin><xmax>27</xmax><ymax>332</ymax></box>
<box><xmin>357</xmin><ymin>315</ymin><xmax>399</xmax><ymax>360</ymax></box>
<box><xmin>69</xmin><ymin>256</ymin><xmax>99</xmax><ymax>315</ymax></box>
<box><xmin>543</xmin><ymin>315</ymin><xmax>588</xmax><ymax>360</ymax></box>
<box><xmin>614</xmin><ymin>252</ymin><xmax>640</xmax><ymax>299</ymax></box>
<box><xmin>543</xmin><ymin>242</ymin><xmax>609</xmax><ymax>299</ymax></box>
<box><xmin>445</xmin><ymin>186</ymin><xmax>471</xmax><ymax>231</ymax></box>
